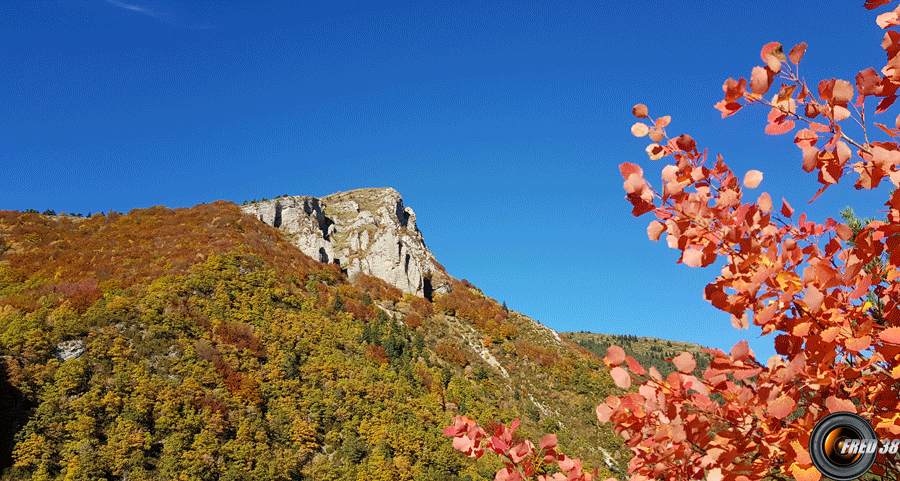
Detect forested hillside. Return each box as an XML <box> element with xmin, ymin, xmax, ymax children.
<box><xmin>562</xmin><ymin>332</ymin><xmax>711</xmax><ymax>378</ymax></box>
<box><xmin>0</xmin><ymin>203</ymin><xmax>630</xmax><ymax>480</ymax></box>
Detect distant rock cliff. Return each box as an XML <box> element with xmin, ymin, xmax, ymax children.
<box><xmin>241</xmin><ymin>188</ymin><xmax>453</xmax><ymax>297</ymax></box>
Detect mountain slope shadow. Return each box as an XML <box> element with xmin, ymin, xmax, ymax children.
<box><xmin>0</xmin><ymin>360</ymin><xmax>31</xmax><ymax>472</ymax></box>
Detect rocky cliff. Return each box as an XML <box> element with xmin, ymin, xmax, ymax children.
<box><xmin>241</xmin><ymin>188</ymin><xmax>453</xmax><ymax>297</ymax></box>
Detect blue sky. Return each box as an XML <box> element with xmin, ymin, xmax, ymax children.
<box><xmin>1</xmin><ymin>1</ymin><xmax>896</xmax><ymax>364</ymax></box>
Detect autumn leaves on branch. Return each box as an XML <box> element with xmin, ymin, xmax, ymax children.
<box><xmin>447</xmin><ymin>2</ymin><xmax>900</xmax><ymax>481</ymax></box>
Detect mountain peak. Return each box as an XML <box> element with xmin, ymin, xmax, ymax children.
<box><xmin>241</xmin><ymin>188</ymin><xmax>453</xmax><ymax>298</ymax></box>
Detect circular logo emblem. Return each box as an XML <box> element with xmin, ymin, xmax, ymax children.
<box><xmin>809</xmin><ymin>412</ymin><xmax>878</xmax><ymax>481</ymax></box>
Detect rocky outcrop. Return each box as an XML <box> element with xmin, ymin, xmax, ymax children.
<box><xmin>241</xmin><ymin>188</ymin><xmax>453</xmax><ymax>297</ymax></box>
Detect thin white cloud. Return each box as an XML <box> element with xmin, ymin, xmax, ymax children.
<box><xmin>105</xmin><ymin>0</ymin><xmax>151</xmax><ymax>15</ymax></box>
<box><xmin>103</xmin><ymin>0</ymin><xmax>214</xmax><ymax>29</ymax></box>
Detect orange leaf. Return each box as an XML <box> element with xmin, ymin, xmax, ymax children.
<box><xmin>625</xmin><ymin>355</ymin><xmax>646</xmax><ymax>375</ymax></box>
<box><xmin>610</xmin><ymin>366</ymin><xmax>631</xmax><ymax>389</ymax></box>
<box><xmin>804</xmin><ymin>287</ymin><xmax>824</xmax><ymax>314</ymax></box>
<box><xmin>750</xmin><ymin>66</ymin><xmax>771</xmax><ymax>96</ymax></box>
<box><xmin>730</xmin><ymin>340</ymin><xmax>751</xmax><ymax>361</ymax></box>
<box><xmin>633</xmin><ymin>104</ymin><xmax>648</xmax><ymax>118</ymax></box>
<box><xmin>655</xmin><ymin>116</ymin><xmax>671</xmax><ymax>128</ymax></box>
<box><xmin>790</xmin><ymin>463</ymin><xmax>822</xmax><ymax>481</ymax></box>
<box><xmin>809</xmin><ymin>122</ymin><xmax>831</xmax><ymax>132</ymax></box>
<box><xmin>845</xmin><ymin>335</ymin><xmax>872</xmax><ymax>352</ymax></box>
<box><xmin>835</xmin><ymin>223</ymin><xmax>853</xmax><ymax>241</ymax></box>
<box><xmin>857</xmin><ymin>67</ymin><xmax>881</xmax><ymax>96</ymax></box>
<box><xmin>880</xmin><ymin>327</ymin><xmax>900</xmax><ymax>344</ymax></box>
<box><xmin>768</xmin><ymin>394</ymin><xmax>796</xmax><ymax>419</ymax></box>
<box><xmin>758</xmin><ymin>192</ymin><xmax>772</xmax><ymax>212</ymax></box>
<box><xmin>539</xmin><ymin>433</ymin><xmax>558</xmax><ymax>450</ymax></box>
<box><xmin>672</xmin><ymin>352</ymin><xmax>696</xmax><ymax>373</ymax></box>
<box><xmin>781</xmin><ymin>198</ymin><xmax>794</xmax><ymax>217</ymax></box>
<box><xmin>631</xmin><ymin>122</ymin><xmax>649</xmax><ymax>137</ymax></box>
<box><xmin>646</xmin><ymin>143</ymin><xmax>664</xmax><ymax>160</ymax></box>
<box><xmin>647</xmin><ymin>220</ymin><xmax>665</xmax><ymax>241</ymax></box>
<box><xmin>825</xmin><ymin>395</ymin><xmax>857</xmax><ymax>413</ymax></box>
<box><xmin>605</xmin><ymin>345</ymin><xmax>626</xmax><ymax>366</ymax></box>
<box><xmin>743</xmin><ymin>170</ymin><xmax>763</xmax><ymax>188</ymax></box>
<box><xmin>682</xmin><ymin>248</ymin><xmax>702</xmax><ymax>268</ymax></box>
<box><xmin>596</xmin><ymin>403</ymin><xmax>614</xmax><ymax>423</ymax></box>
<box><xmin>789</xmin><ymin>42</ymin><xmax>807</xmax><ymax>64</ymax></box>
<box><xmin>765</xmin><ymin>118</ymin><xmax>795</xmax><ymax>135</ymax></box>
<box><xmin>619</xmin><ymin>163</ymin><xmax>643</xmax><ymax>180</ymax></box>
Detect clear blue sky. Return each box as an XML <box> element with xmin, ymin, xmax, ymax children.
<box><xmin>1</xmin><ymin>1</ymin><xmax>896</xmax><ymax>364</ymax></box>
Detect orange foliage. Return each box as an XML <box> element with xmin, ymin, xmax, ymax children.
<box><xmin>404</xmin><ymin>312</ymin><xmax>422</xmax><ymax>329</ymax></box>
<box><xmin>365</xmin><ymin>344</ymin><xmax>390</xmax><ymax>365</ymax></box>
<box><xmin>435</xmin><ymin>342</ymin><xmax>468</xmax><ymax>367</ymax></box>
<box><xmin>0</xmin><ymin>202</ymin><xmax>321</xmax><ymax>294</ymax></box>
<box><xmin>514</xmin><ymin>340</ymin><xmax>559</xmax><ymax>368</ymax></box>
<box><xmin>409</xmin><ymin>295</ymin><xmax>434</xmax><ymax>318</ymax></box>
<box><xmin>353</xmin><ymin>273</ymin><xmax>402</xmax><ymax>302</ymax></box>
<box><xmin>434</xmin><ymin>280</ymin><xmax>516</xmax><ymax>340</ymax></box>
<box><xmin>215</xmin><ymin>321</ymin><xmax>264</xmax><ymax>358</ymax></box>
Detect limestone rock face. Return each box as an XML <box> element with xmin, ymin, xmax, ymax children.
<box><xmin>241</xmin><ymin>188</ymin><xmax>453</xmax><ymax>297</ymax></box>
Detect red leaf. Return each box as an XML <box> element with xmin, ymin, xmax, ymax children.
<box><xmin>781</xmin><ymin>198</ymin><xmax>794</xmax><ymax>217</ymax></box>
<box><xmin>632</xmin><ymin>104</ymin><xmax>649</xmax><ymax>118</ymax></box>
<box><xmin>878</xmin><ymin>8</ymin><xmax>900</xmax><ymax>29</ymax></box>
<box><xmin>866</xmin><ymin>0</ymin><xmax>891</xmax><ymax>9</ymax></box>
<box><xmin>625</xmin><ymin>355</ymin><xmax>646</xmax><ymax>375</ymax></box>
<box><xmin>778</xmin><ymin>84</ymin><xmax>798</xmax><ymax>103</ymax></box>
<box><xmin>743</xmin><ymin>170</ymin><xmax>763</xmax><ymax>188</ymax></box>
<box><xmin>722</xmin><ymin>78</ymin><xmax>747</xmax><ymax>103</ymax></box>
<box><xmin>835</xmin><ymin>223</ymin><xmax>853</xmax><ymax>241</ymax></box>
<box><xmin>877</xmin><ymin>95</ymin><xmax>898</xmax><ymax>114</ymax></box>
<box><xmin>809</xmin><ymin>122</ymin><xmax>831</xmax><ymax>132</ymax></box>
<box><xmin>768</xmin><ymin>394</ymin><xmax>796</xmax><ymax>419</ymax></box>
<box><xmin>655</xmin><ymin>116</ymin><xmax>671</xmax><ymax>128</ymax></box>
<box><xmin>619</xmin><ymin>163</ymin><xmax>643</xmax><ymax>180</ymax></box>
<box><xmin>605</xmin><ymin>345</ymin><xmax>626</xmax><ymax>366</ymax></box>
<box><xmin>765</xmin><ymin>118</ymin><xmax>795</xmax><ymax>135</ymax></box>
<box><xmin>846</xmin><ymin>335</ymin><xmax>872</xmax><ymax>352</ymax></box>
<box><xmin>789</xmin><ymin>42</ymin><xmax>807</xmax><ymax>64</ymax></box>
<box><xmin>647</xmin><ymin>220</ymin><xmax>665</xmax><ymax>241</ymax></box>
<box><xmin>596</xmin><ymin>403</ymin><xmax>614</xmax><ymax>423</ymax></box>
<box><xmin>794</xmin><ymin>129</ymin><xmax>818</xmax><ymax>148</ymax></box>
<box><xmin>760</xmin><ymin>42</ymin><xmax>785</xmax><ymax>72</ymax></box>
<box><xmin>759</xmin><ymin>192</ymin><xmax>773</xmax><ymax>212</ymax></box>
<box><xmin>857</xmin><ymin>68</ymin><xmax>882</xmax><ymax>96</ymax></box>
<box><xmin>730</xmin><ymin>340</ymin><xmax>751</xmax><ymax>361</ymax></box>
<box><xmin>826</xmin><ymin>395</ymin><xmax>858</xmax><ymax>413</ymax></box>
<box><xmin>509</xmin><ymin>440</ymin><xmax>535</xmax><ymax>463</ymax></box>
<box><xmin>832</xmin><ymin>79</ymin><xmax>854</xmax><ymax>103</ymax></box>
<box><xmin>750</xmin><ymin>66</ymin><xmax>771</xmax><ymax>96</ymax></box>
<box><xmin>675</xmin><ymin>134</ymin><xmax>696</xmax><ymax>152</ymax></box>
<box><xmin>808</xmin><ymin>185</ymin><xmax>830</xmax><ymax>204</ymax></box>
<box><xmin>672</xmin><ymin>352</ymin><xmax>697</xmax><ymax>373</ymax></box>
<box><xmin>881</xmin><ymin>327</ymin><xmax>900</xmax><ymax>344</ymax></box>
<box><xmin>610</xmin><ymin>366</ymin><xmax>631</xmax><ymax>389</ymax></box>
<box><xmin>682</xmin><ymin>247</ymin><xmax>702</xmax><ymax>268</ymax></box>
<box><xmin>805</xmin><ymin>287</ymin><xmax>824</xmax><ymax>313</ymax></box>
<box><xmin>539</xmin><ymin>433</ymin><xmax>557</xmax><ymax>451</ymax></box>
<box><xmin>715</xmin><ymin>100</ymin><xmax>742</xmax><ymax>118</ymax></box>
